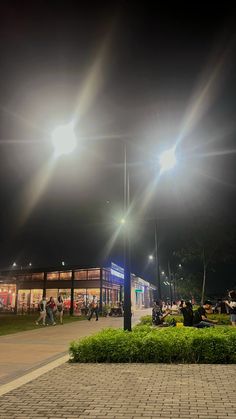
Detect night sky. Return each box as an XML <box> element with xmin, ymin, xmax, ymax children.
<box><xmin>0</xmin><ymin>2</ymin><xmax>236</xmax><ymax>293</ymax></box>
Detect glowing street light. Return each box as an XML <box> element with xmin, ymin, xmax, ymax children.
<box><xmin>120</xmin><ymin>218</ymin><xmax>126</xmax><ymax>225</ymax></box>
<box><xmin>159</xmin><ymin>146</ymin><xmax>177</xmax><ymax>173</ymax></box>
<box><xmin>12</xmin><ymin>262</ymin><xmax>17</xmax><ymax>267</ymax></box>
<box><xmin>148</xmin><ymin>254</ymin><xmax>154</xmax><ymax>261</ymax></box>
<box><xmin>52</xmin><ymin>122</ymin><xmax>77</xmax><ymax>157</ymax></box>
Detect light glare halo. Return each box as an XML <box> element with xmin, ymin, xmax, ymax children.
<box><xmin>52</xmin><ymin>123</ymin><xmax>77</xmax><ymax>157</ymax></box>
<box><xmin>159</xmin><ymin>147</ymin><xmax>177</xmax><ymax>173</ymax></box>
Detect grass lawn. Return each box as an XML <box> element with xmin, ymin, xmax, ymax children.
<box><xmin>0</xmin><ymin>313</ymin><xmax>87</xmax><ymax>336</ymax></box>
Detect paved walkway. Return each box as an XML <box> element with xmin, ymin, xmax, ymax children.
<box><xmin>0</xmin><ymin>309</ymin><xmax>150</xmax><ymax>385</ymax></box>
<box><xmin>0</xmin><ymin>363</ymin><xmax>235</xmax><ymax>418</ymax></box>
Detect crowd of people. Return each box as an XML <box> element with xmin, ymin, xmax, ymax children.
<box><xmin>35</xmin><ymin>295</ymin><xmax>64</xmax><ymax>326</ymax></box>
<box><xmin>35</xmin><ymin>295</ymin><xmax>101</xmax><ymax>325</ymax></box>
<box><xmin>152</xmin><ymin>290</ymin><xmax>236</xmax><ymax>328</ymax></box>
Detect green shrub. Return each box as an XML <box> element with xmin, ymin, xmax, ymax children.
<box><xmin>69</xmin><ymin>326</ymin><xmax>236</xmax><ymax>364</ymax></box>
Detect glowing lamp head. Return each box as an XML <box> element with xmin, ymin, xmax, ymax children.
<box><xmin>52</xmin><ymin>122</ymin><xmax>77</xmax><ymax>157</ymax></box>
<box><xmin>149</xmin><ymin>255</ymin><xmax>154</xmax><ymax>261</ymax></box>
<box><xmin>159</xmin><ymin>147</ymin><xmax>177</xmax><ymax>173</ymax></box>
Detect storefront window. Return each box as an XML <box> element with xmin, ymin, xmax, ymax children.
<box><xmin>47</xmin><ymin>272</ymin><xmax>59</xmax><ymax>280</ymax></box>
<box><xmin>86</xmin><ymin>288</ymin><xmax>100</xmax><ymax>304</ymax></box>
<box><xmin>102</xmin><ymin>269</ymin><xmax>110</xmax><ymax>282</ymax></box>
<box><xmin>32</xmin><ymin>273</ymin><xmax>44</xmax><ymax>281</ymax></box>
<box><xmin>18</xmin><ymin>290</ymin><xmax>31</xmax><ymax>313</ymax></box>
<box><xmin>74</xmin><ymin>270</ymin><xmax>88</xmax><ymax>280</ymax></box>
<box><xmin>30</xmin><ymin>289</ymin><xmax>43</xmax><ymax>310</ymax></box>
<box><xmin>46</xmin><ymin>289</ymin><xmax>58</xmax><ymax>299</ymax></box>
<box><xmin>59</xmin><ymin>271</ymin><xmax>72</xmax><ymax>280</ymax></box>
<box><xmin>88</xmin><ymin>269</ymin><xmax>100</xmax><ymax>280</ymax></box>
<box><xmin>17</xmin><ymin>274</ymin><xmax>32</xmax><ymax>281</ymax></box>
<box><xmin>0</xmin><ymin>284</ymin><xmax>16</xmax><ymax>312</ymax></box>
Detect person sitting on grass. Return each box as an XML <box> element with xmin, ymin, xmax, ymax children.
<box><xmin>193</xmin><ymin>300</ymin><xmax>218</xmax><ymax>328</ymax></box>
<box><xmin>152</xmin><ymin>300</ymin><xmax>171</xmax><ymax>326</ymax></box>
<box><xmin>179</xmin><ymin>301</ymin><xmax>194</xmax><ymax>326</ymax></box>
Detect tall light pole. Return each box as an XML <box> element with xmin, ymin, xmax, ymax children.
<box><xmin>148</xmin><ymin>224</ymin><xmax>162</xmax><ymax>302</ymax></box>
<box><xmin>123</xmin><ymin>144</ymin><xmax>132</xmax><ymax>331</ymax></box>
<box><xmin>154</xmin><ymin>221</ymin><xmax>162</xmax><ymax>301</ymax></box>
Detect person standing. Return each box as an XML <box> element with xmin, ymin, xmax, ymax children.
<box><xmin>88</xmin><ymin>297</ymin><xmax>99</xmax><ymax>321</ymax></box>
<box><xmin>57</xmin><ymin>295</ymin><xmax>64</xmax><ymax>324</ymax></box>
<box><xmin>46</xmin><ymin>297</ymin><xmax>56</xmax><ymax>325</ymax></box>
<box><xmin>35</xmin><ymin>296</ymin><xmax>47</xmax><ymax>326</ymax></box>
<box><xmin>225</xmin><ymin>290</ymin><xmax>236</xmax><ymax>327</ymax></box>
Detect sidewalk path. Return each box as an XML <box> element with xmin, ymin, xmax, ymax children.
<box><xmin>0</xmin><ymin>363</ymin><xmax>235</xmax><ymax>418</ymax></box>
<box><xmin>0</xmin><ymin>309</ymin><xmax>150</xmax><ymax>385</ymax></box>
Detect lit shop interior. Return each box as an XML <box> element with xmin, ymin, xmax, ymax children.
<box><xmin>0</xmin><ymin>264</ymin><xmax>155</xmax><ymax>314</ymax></box>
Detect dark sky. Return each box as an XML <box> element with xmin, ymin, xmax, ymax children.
<box><xmin>0</xmin><ymin>1</ymin><xmax>236</xmax><ymax>291</ymax></box>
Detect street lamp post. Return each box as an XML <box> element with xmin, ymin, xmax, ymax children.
<box><xmin>154</xmin><ymin>221</ymin><xmax>162</xmax><ymax>301</ymax></box>
<box><xmin>123</xmin><ymin>144</ymin><xmax>132</xmax><ymax>331</ymax></box>
<box><xmin>168</xmin><ymin>260</ymin><xmax>173</xmax><ymax>305</ymax></box>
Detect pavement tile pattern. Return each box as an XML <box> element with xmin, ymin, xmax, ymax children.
<box><xmin>0</xmin><ymin>363</ymin><xmax>235</xmax><ymax>419</ymax></box>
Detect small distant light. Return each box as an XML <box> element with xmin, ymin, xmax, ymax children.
<box><xmin>62</xmin><ymin>261</ymin><xmax>65</xmax><ymax>266</ymax></box>
<box><xmin>29</xmin><ymin>263</ymin><xmax>32</xmax><ymax>267</ymax></box>
<box><xmin>149</xmin><ymin>255</ymin><xmax>154</xmax><ymax>261</ymax></box>
<box><xmin>12</xmin><ymin>262</ymin><xmax>17</xmax><ymax>267</ymax></box>
<box><xmin>120</xmin><ymin>218</ymin><xmax>126</xmax><ymax>225</ymax></box>
<box><xmin>178</xmin><ymin>264</ymin><xmax>182</xmax><ymax>268</ymax></box>
<box><xmin>161</xmin><ymin>271</ymin><xmax>165</xmax><ymax>275</ymax></box>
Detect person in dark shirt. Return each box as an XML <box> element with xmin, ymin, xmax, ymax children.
<box><xmin>180</xmin><ymin>301</ymin><xmax>193</xmax><ymax>326</ymax></box>
<box><xmin>152</xmin><ymin>301</ymin><xmax>171</xmax><ymax>326</ymax></box>
<box><xmin>193</xmin><ymin>301</ymin><xmax>218</xmax><ymax>328</ymax></box>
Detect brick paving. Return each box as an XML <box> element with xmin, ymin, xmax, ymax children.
<box><xmin>0</xmin><ymin>363</ymin><xmax>235</xmax><ymax>418</ymax></box>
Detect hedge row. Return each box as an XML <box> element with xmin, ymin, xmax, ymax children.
<box><xmin>138</xmin><ymin>313</ymin><xmax>231</xmax><ymax>326</ymax></box>
<box><xmin>69</xmin><ymin>326</ymin><xmax>236</xmax><ymax>364</ymax></box>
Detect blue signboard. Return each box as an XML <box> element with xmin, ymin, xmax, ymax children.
<box><xmin>110</xmin><ymin>262</ymin><xmax>124</xmax><ymax>285</ymax></box>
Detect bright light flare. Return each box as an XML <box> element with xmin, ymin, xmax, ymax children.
<box><xmin>159</xmin><ymin>147</ymin><xmax>177</xmax><ymax>173</ymax></box>
<box><xmin>52</xmin><ymin>122</ymin><xmax>77</xmax><ymax>157</ymax></box>
<box><xmin>149</xmin><ymin>255</ymin><xmax>154</xmax><ymax>261</ymax></box>
<box><xmin>120</xmin><ymin>218</ymin><xmax>126</xmax><ymax>225</ymax></box>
